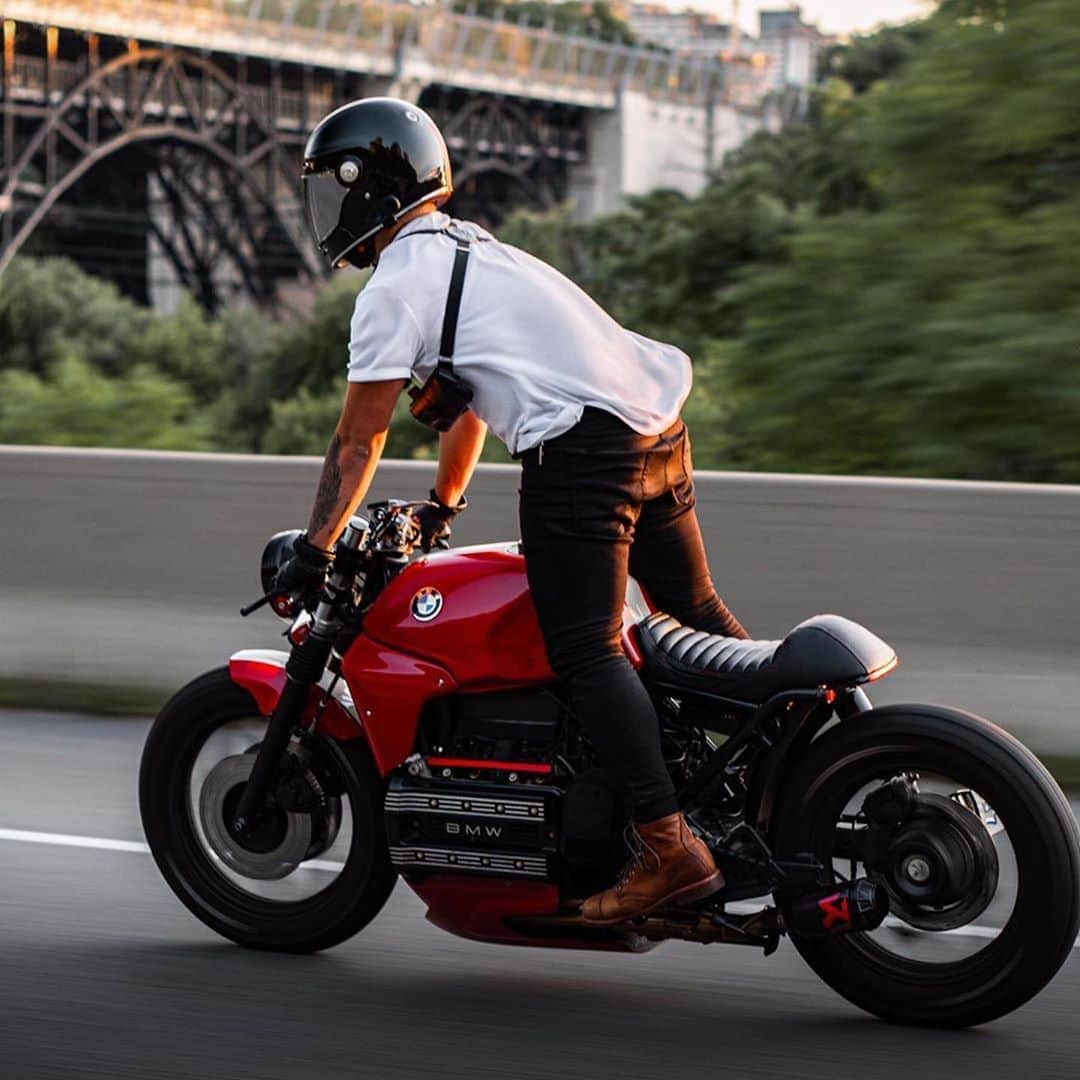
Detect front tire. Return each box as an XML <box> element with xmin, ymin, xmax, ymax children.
<box><xmin>139</xmin><ymin>667</ymin><xmax>396</xmax><ymax>952</ymax></box>
<box><xmin>773</xmin><ymin>704</ymin><xmax>1080</xmax><ymax>1027</ymax></box>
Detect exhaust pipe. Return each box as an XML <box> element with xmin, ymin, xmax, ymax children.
<box><xmin>786</xmin><ymin>879</ymin><xmax>889</xmax><ymax>940</ymax></box>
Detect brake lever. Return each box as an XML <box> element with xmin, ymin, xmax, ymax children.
<box><xmin>240</xmin><ymin>594</ymin><xmax>273</xmax><ymax>617</ymax></box>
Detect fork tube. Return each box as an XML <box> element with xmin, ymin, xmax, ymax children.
<box><xmin>233</xmin><ymin>515</ymin><xmax>368</xmax><ymax>834</ymax></box>
<box><xmin>232</xmin><ymin>631</ymin><xmax>333</xmax><ymax>834</ymax></box>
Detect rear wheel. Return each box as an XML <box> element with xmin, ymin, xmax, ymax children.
<box><xmin>772</xmin><ymin>704</ymin><xmax>1080</xmax><ymax>1027</ymax></box>
<box><xmin>139</xmin><ymin>667</ymin><xmax>396</xmax><ymax>952</ymax></box>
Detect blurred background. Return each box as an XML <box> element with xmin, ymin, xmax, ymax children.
<box><xmin>1</xmin><ymin>2</ymin><xmax>1079</xmax><ymax>1078</ymax></box>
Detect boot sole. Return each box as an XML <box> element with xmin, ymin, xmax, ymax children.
<box><xmin>580</xmin><ymin>870</ymin><xmax>724</xmax><ymax>927</ymax></box>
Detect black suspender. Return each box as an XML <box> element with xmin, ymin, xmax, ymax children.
<box><xmin>403</xmin><ymin>224</ymin><xmax>482</xmax><ymax>432</ymax></box>
<box><xmin>437</xmin><ymin>238</ymin><xmax>471</xmax><ymax>378</ymax></box>
<box><xmin>395</xmin><ymin>224</ymin><xmax>480</xmax><ymax>377</ymax></box>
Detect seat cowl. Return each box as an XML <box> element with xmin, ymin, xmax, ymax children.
<box><xmin>636</xmin><ymin>611</ymin><xmax>896</xmax><ymax>705</ymax></box>
<box><xmin>774</xmin><ymin>614</ymin><xmax>897</xmax><ymax>689</ymax></box>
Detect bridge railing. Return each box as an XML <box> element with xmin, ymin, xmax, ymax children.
<box><xmin>3</xmin><ymin>50</ymin><xmax>334</xmax><ymax>130</ymax></box>
<box><xmin>3</xmin><ymin>0</ymin><xmax>771</xmax><ymax>108</ymax></box>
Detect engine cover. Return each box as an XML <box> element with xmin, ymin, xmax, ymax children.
<box><xmin>384</xmin><ymin>774</ymin><xmax>561</xmax><ymax>880</ymax></box>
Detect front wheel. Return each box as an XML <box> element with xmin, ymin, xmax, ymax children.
<box><xmin>772</xmin><ymin>704</ymin><xmax>1080</xmax><ymax>1027</ymax></box>
<box><xmin>139</xmin><ymin>667</ymin><xmax>396</xmax><ymax>952</ymax></box>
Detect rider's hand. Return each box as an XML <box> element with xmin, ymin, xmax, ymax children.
<box><xmin>272</xmin><ymin>533</ymin><xmax>333</xmax><ymax>600</ymax></box>
<box><xmin>415</xmin><ymin>489</ymin><xmax>468</xmax><ymax>552</ymax></box>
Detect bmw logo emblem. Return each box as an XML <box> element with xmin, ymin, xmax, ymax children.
<box><xmin>411</xmin><ymin>587</ymin><xmax>443</xmax><ymax>622</ymax></box>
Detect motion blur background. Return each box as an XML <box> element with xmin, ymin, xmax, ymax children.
<box><xmin>1</xmin><ymin>1</ymin><xmax>1079</xmax><ymax>1077</ymax></box>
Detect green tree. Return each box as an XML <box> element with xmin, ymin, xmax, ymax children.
<box><xmin>723</xmin><ymin>0</ymin><xmax>1080</xmax><ymax>481</ymax></box>
<box><xmin>262</xmin><ymin>386</ymin><xmax>440</xmax><ymax>460</ymax></box>
<box><xmin>0</xmin><ymin>353</ymin><xmax>208</xmax><ymax>450</ymax></box>
<box><xmin>131</xmin><ymin>294</ymin><xmax>224</xmax><ymax>402</ymax></box>
<box><xmin>0</xmin><ymin>257</ymin><xmax>147</xmax><ymax>376</ymax></box>
<box><xmin>817</xmin><ymin>20</ymin><xmax>931</xmax><ymax>93</ymax></box>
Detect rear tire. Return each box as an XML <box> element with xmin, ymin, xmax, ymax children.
<box><xmin>772</xmin><ymin>704</ymin><xmax>1080</xmax><ymax>1027</ymax></box>
<box><xmin>139</xmin><ymin>667</ymin><xmax>397</xmax><ymax>952</ymax></box>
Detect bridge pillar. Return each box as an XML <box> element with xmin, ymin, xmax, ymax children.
<box><xmin>569</xmin><ymin>92</ymin><xmax>764</xmax><ymax>219</ymax></box>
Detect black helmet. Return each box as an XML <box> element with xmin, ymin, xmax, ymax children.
<box><xmin>303</xmin><ymin>97</ymin><xmax>453</xmax><ymax>270</ymax></box>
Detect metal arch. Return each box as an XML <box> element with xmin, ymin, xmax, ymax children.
<box><xmin>439</xmin><ymin>95</ymin><xmax>566</xmax><ymax>211</ymax></box>
<box><xmin>0</xmin><ymin>123</ymin><xmax>308</xmax><ymax>282</ymax></box>
<box><xmin>454</xmin><ymin>158</ymin><xmax>554</xmax><ymax>208</ymax></box>
<box><xmin>141</xmin><ymin>142</ymin><xmax>270</xmax><ymax>310</ymax></box>
<box><xmin>0</xmin><ymin>47</ymin><xmax>319</xmax><ymax>282</ymax></box>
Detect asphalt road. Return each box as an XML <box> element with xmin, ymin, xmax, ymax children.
<box><xmin>3</xmin><ymin>446</ymin><xmax>1080</xmax><ymax>752</ymax></box>
<box><xmin>2</xmin><ymin>709</ymin><xmax>1078</xmax><ymax>1080</ymax></box>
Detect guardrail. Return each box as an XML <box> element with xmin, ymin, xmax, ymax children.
<box><xmin>2</xmin><ymin>446</ymin><xmax>1078</xmax><ymax>752</ymax></box>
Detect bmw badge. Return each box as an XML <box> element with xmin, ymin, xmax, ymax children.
<box><xmin>411</xmin><ymin>587</ymin><xmax>443</xmax><ymax>622</ymax></box>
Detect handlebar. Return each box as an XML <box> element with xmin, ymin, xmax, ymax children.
<box><xmin>231</xmin><ymin>498</ymin><xmax>442</xmax><ymax>835</ymax></box>
<box><xmin>240</xmin><ymin>498</ymin><xmax>439</xmax><ymax>619</ymax></box>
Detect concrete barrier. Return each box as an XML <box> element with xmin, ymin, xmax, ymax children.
<box><xmin>2</xmin><ymin>445</ymin><xmax>1078</xmax><ymax>751</ymax></box>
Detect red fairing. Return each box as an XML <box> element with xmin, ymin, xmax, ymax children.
<box><xmin>228</xmin><ymin>654</ymin><xmax>361</xmax><ymax>742</ymax></box>
<box><xmin>230</xmin><ymin>656</ymin><xmax>285</xmax><ymax>718</ymax></box>
<box><xmin>338</xmin><ymin>634</ymin><xmax>457</xmax><ymax>774</ymax></box>
<box><xmin>361</xmin><ymin>546</ymin><xmax>555</xmax><ymax>689</ymax></box>
<box><xmin>409</xmin><ymin>877</ymin><xmax>560</xmax><ymax>946</ymax></box>
<box><xmin>406</xmin><ymin>876</ymin><xmax>650</xmax><ymax>951</ymax></box>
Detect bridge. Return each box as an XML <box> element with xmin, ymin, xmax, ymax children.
<box><xmin>0</xmin><ymin>1</ymin><xmax>769</xmax><ymax>308</ymax></box>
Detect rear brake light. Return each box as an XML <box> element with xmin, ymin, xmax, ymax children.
<box><xmin>866</xmin><ymin>655</ymin><xmax>899</xmax><ymax>682</ymax></box>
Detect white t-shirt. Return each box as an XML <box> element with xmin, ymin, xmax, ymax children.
<box><xmin>346</xmin><ymin>211</ymin><xmax>693</xmax><ymax>456</ymax></box>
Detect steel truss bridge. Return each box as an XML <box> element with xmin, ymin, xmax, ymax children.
<box><xmin>0</xmin><ymin>2</ymin><xmax>763</xmax><ymax>308</ymax></box>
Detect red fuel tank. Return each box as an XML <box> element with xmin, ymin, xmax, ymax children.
<box><xmin>359</xmin><ymin>543</ymin><xmax>555</xmax><ymax>690</ymax></box>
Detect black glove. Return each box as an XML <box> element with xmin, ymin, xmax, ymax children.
<box><xmin>272</xmin><ymin>533</ymin><xmax>333</xmax><ymax>600</ymax></box>
<box><xmin>414</xmin><ymin>489</ymin><xmax>467</xmax><ymax>552</ymax></box>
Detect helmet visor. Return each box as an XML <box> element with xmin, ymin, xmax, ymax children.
<box><xmin>303</xmin><ymin>168</ymin><xmax>350</xmax><ymax>250</ymax></box>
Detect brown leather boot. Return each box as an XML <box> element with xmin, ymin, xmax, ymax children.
<box><xmin>580</xmin><ymin>812</ymin><xmax>723</xmax><ymax>925</ymax></box>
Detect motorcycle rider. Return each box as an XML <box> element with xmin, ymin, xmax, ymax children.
<box><xmin>279</xmin><ymin>97</ymin><xmax>749</xmax><ymax>924</ymax></box>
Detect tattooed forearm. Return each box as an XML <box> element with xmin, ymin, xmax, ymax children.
<box><xmin>308</xmin><ymin>432</ymin><xmax>343</xmax><ymax>540</ymax></box>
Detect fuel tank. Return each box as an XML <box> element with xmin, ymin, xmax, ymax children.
<box><xmin>359</xmin><ymin>543</ymin><xmax>555</xmax><ymax>690</ymax></box>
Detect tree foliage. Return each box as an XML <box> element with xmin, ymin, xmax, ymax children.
<box><xmin>2</xmin><ymin>3</ymin><xmax>1077</xmax><ymax>481</ymax></box>
<box><xmin>722</xmin><ymin>0</ymin><xmax>1080</xmax><ymax>481</ymax></box>
<box><xmin>0</xmin><ymin>353</ymin><xmax>207</xmax><ymax>450</ymax></box>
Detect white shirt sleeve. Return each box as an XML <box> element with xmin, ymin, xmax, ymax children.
<box><xmin>346</xmin><ymin>286</ymin><xmax>426</xmax><ymax>383</ymax></box>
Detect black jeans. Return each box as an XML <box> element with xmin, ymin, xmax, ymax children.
<box><xmin>518</xmin><ymin>407</ymin><xmax>748</xmax><ymax>823</ymax></box>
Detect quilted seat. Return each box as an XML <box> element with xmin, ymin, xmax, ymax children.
<box><xmin>636</xmin><ymin>611</ymin><xmax>897</xmax><ymax>704</ymax></box>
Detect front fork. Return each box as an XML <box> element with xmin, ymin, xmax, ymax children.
<box><xmin>231</xmin><ymin>631</ymin><xmax>334</xmax><ymax>833</ymax></box>
<box><xmin>232</xmin><ymin>516</ymin><xmax>368</xmax><ymax>835</ymax></box>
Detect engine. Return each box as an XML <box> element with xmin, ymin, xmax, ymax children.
<box><xmin>384</xmin><ymin>688</ymin><xmax>628</xmax><ymax>890</ymax></box>
<box><xmin>385</xmin><ymin>773</ymin><xmax>560</xmax><ymax>879</ymax></box>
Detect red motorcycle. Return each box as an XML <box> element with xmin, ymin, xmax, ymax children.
<box><xmin>140</xmin><ymin>500</ymin><xmax>1080</xmax><ymax>1027</ymax></box>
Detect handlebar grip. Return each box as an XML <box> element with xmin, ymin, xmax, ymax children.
<box><xmin>239</xmin><ymin>594</ymin><xmax>273</xmax><ymax>617</ymax></box>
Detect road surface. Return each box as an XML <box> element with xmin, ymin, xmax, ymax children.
<box><xmin>1</xmin><ymin>709</ymin><xmax>1077</xmax><ymax>1080</ymax></box>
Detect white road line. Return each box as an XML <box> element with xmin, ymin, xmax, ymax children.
<box><xmin>0</xmin><ymin>826</ymin><xmax>346</xmax><ymax>871</ymax></box>
<box><xmin>0</xmin><ymin>827</ymin><xmax>150</xmax><ymax>853</ymax></box>
<box><xmin>1</xmin><ymin>827</ymin><xmax>1076</xmax><ymax>948</ymax></box>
